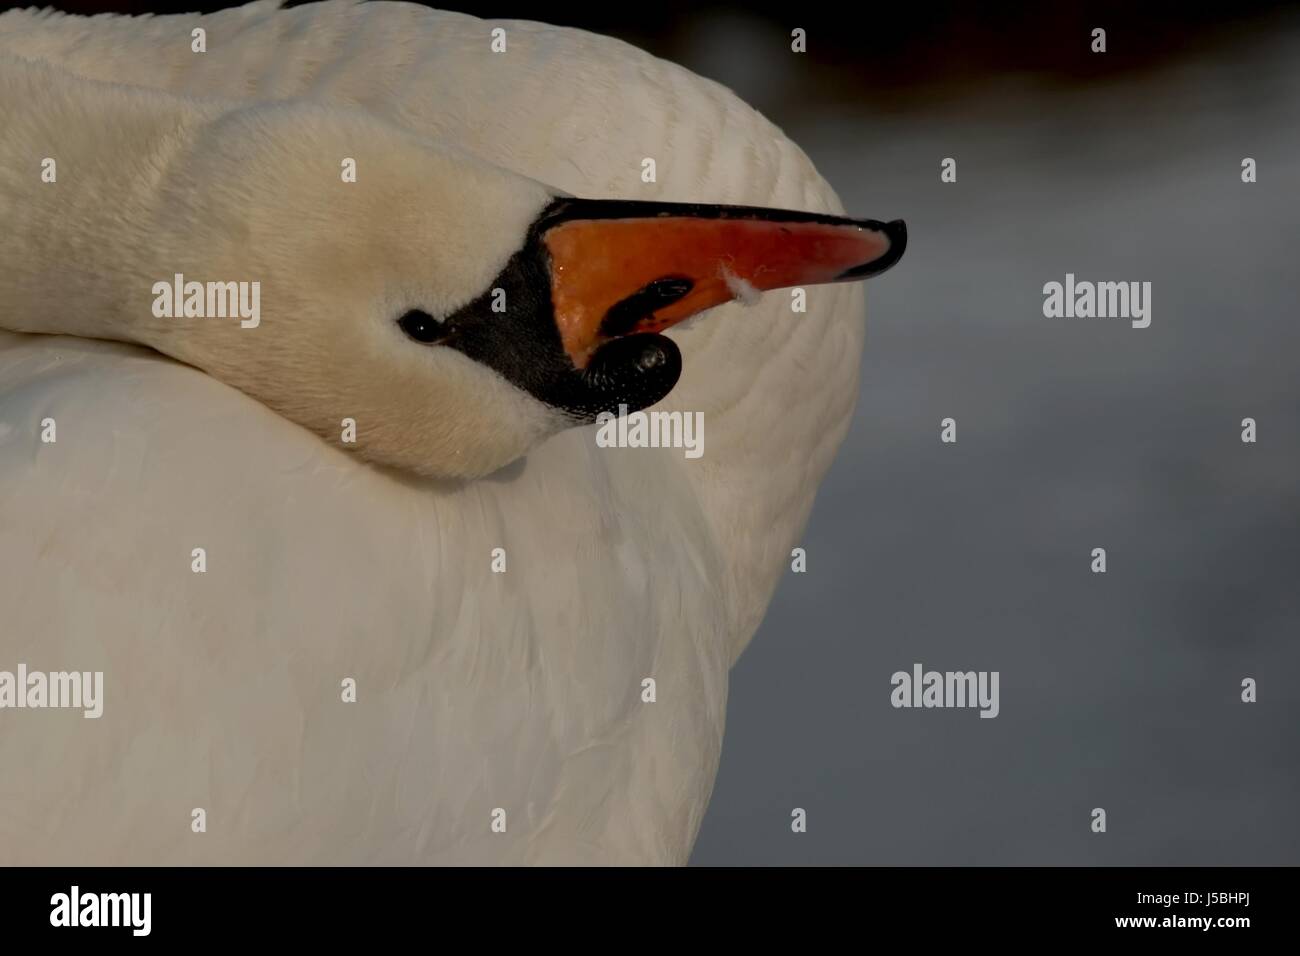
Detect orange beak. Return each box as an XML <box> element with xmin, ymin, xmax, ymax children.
<box><xmin>536</xmin><ymin>200</ymin><xmax>906</xmax><ymax>369</ymax></box>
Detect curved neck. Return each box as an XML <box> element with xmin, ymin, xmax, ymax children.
<box><xmin>0</xmin><ymin>55</ymin><xmax>215</xmax><ymax>344</ymax></box>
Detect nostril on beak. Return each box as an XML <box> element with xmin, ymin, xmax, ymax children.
<box><xmin>600</xmin><ymin>276</ymin><xmax>694</xmax><ymax>338</ymax></box>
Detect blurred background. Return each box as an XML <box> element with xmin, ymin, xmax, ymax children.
<box><xmin>36</xmin><ymin>0</ymin><xmax>1300</xmax><ymax>864</ymax></box>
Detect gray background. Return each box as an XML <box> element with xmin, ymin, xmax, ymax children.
<box><xmin>670</xmin><ymin>6</ymin><xmax>1300</xmax><ymax>864</ymax></box>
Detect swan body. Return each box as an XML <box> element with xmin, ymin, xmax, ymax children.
<box><xmin>0</xmin><ymin>1</ymin><xmax>894</xmax><ymax>864</ymax></box>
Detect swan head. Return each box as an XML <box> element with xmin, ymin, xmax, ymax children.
<box><xmin>135</xmin><ymin>102</ymin><xmax>905</xmax><ymax>480</ymax></box>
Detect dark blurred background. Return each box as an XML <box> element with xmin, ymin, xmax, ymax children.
<box><xmin>29</xmin><ymin>0</ymin><xmax>1300</xmax><ymax>864</ymax></box>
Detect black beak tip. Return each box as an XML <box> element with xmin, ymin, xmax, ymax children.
<box><xmin>838</xmin><ymin>218</ymin><xmax>907</xmax><ymax>280</ymax></box>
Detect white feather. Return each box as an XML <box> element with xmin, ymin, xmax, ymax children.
<box><xmin>721</xmin><ymin>266</ymin><xmax>763</xmax><ymax>307</ymax></box>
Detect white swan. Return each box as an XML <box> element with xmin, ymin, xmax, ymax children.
<box><xmin>0</xmin><ymin>1</ymin><xmax>904</xmax><ymax>864</ymax></box>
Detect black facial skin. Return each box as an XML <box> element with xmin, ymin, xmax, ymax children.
<box><xmin>395</xmin><ymin>198</ymin><xmax>907</xmax><ymax>421</ymax></box>
<box><xmin>396</xmin><ymin>241</ymin><xmax>684</xmax><ymax>421</ymax></box>
<box><xmin>395</xmin><ymin>198</ymin><xmax>692</xmax><ymax>421</ymax></box>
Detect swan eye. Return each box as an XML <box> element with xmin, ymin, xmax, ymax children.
<box><xmin>397</xmin><ymin>310</ymin><xmax>446</xmax><ymax>344</ymax></box>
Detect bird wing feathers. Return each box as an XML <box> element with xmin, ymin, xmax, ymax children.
<box><xmin>0</xmin><ymin>1</ymin><xmax>861</xmax><ymax>863</ymax></box>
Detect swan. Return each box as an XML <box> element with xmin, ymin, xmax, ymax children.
<box><xmin>0</xmin><ymin>1</ymin><xmax>905</xmax><ymax>864</ymax></box>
